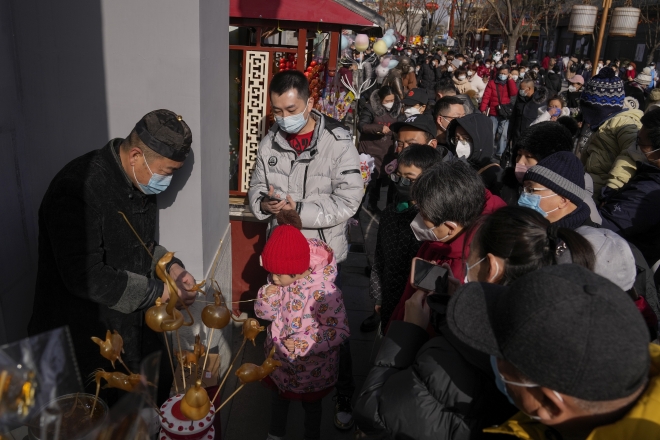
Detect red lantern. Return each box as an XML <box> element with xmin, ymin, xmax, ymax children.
<box><xmin>426</xmin><ymin>1</ymin><xmax>438</xmax><ymax>11</ymax></box>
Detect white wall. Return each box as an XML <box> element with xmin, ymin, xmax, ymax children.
<box><xmin>0</xmin><ymin>0</ymin><xmax>230</xmax><ymax>345</ymax></box>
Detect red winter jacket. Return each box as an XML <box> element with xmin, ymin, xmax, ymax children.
<box><xmin>388</xmin><ymin>190</ymin><xmax>507</xmax><ymax>325</ymax></box>
<box><xmin>479</xmin><ymin>79</ymin><xmax>518</xmax><ymax>117</ymax></box>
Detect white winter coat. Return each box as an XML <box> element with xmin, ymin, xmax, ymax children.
<box><xmin>247</xmin><ymin>110</ymin><xmax>364</xmax><ymax>263</ymax></box>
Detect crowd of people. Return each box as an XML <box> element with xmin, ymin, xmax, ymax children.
<box><xmin>248</xmin><ymin>51</ymin><xmax>660</xmax><ymax>437</ymax></box>
<box><xmin>352</xmin><ymin>44</ymin><xmax>660</xmax><ymax>184</ymax></box>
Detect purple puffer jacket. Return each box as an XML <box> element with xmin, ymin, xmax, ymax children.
<box><xmin>255</xmin><ymin>238</ymin><xmax>350</xmax><ymax>394</ymax></box>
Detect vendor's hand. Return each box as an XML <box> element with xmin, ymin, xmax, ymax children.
<box><xmin>280</xmin><ymin>195</ymin><xmax>297</xmax><ymax>212</ymax></box>
<box><xmin>265</xmin><ymin>285</ymin><xmax>278</xmax><ymax>297</ymax></box>
<box><xmin>441</xmin><ymin>263</ymin><xmax>461</xmax><ymax>296</ymax></box>
<box><xmin>374</xmin><ymin>304</ymin><xmax>382</xmax><ymax>314</ymax></box>
<box><xmin>382</xmin><ymin>125</ymin><xmax>391</xmax><ymax>134</ymax></box>
<box><xmin>260</xmin><ymin>185</ymin><xmax>287</xmax><ymax>215</ymax></box>
<box><xmin>404</xmin><ymin>289</ymin><xmax>431</xmax><ymax>329</ymax></box>
<box><xmin>283</xmin><ymin>339</ymin><xmax>295</xmax><ymax>353</ymax></box>
<box><xmin>165</xmin><ymin>264</ymin><xmax>197</xmax><ymax>307</ymax></box>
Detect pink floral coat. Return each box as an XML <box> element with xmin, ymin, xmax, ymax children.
<box><xmin>254</xmin><ymin>239</ymin><xmax>350</xmax><ymax>394</ymax></box>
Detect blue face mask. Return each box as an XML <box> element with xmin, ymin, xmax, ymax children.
<box><xmin>517</xmin><ymin>192</ymin><xmax>557</xmax><ymax>217</ymax></box>
<box><xmin>275</xmin><ymin>101</ymin><xmax>310</xmax><ymax>134</ymax></box>
<box><xmin>491</xmin><ymin>356</ymin><xmax>516</xmax><ymax>405</ymax></box>
<box><xmin>498</xmin><ymin>74</ymin><xmax>508</xmax><ymax>81</ymax></box>
<box><xmin>133</xmin><ymin>155</ymin><xmax>172</xmax><ymax>195</ymax></box>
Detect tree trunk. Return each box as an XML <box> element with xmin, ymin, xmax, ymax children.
<box><xmin>508</xmin><ymin>35</ymin><xmax>519</xmax><ymax>54</ymax></box>
<box><xmin>647</xmin><ymin>42</ymin><xmax>660</xmax><ymax>65</ymax></box>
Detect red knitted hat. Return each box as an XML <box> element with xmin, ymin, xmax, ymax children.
<box><xmin>261</xmin><ymin>211</ymin><xmax>310</xmax><ymax>275</ymax></box>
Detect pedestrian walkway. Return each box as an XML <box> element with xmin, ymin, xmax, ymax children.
<box><xmin>220</xmin><ymin>191</ymin><xmax>386</xmax><ymax>440</ymax></box>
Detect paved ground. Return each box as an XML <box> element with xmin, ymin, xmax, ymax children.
<box><xmin>220</xmin><ymin>191</ymin><xmax>386</xmax><ymax>440</ymax></box>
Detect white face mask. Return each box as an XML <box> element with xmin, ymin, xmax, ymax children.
<box><xmin>448</xmin><ymin>66</ymin><xmax>454</xmax><ymax>72</ymax></box>
<box><xmin>404</xmin><ymin>106</ymin><xmax>421</xmax><ymax>117</ymax></box>
<box><xmin>519</xmin><ymin>89</ymin><xmax>527</xmax><ymax>97</ymax></box>
<box><xmin>468</xmin><ymin>70</ymin><xmax>474</xmax><ymax>76</ymax></box>
<box><xmin>519</xmin><ymin>71</ymin><xmax>526</xmax><ymax>78</ymax></box>
<box><xmin>511</xmin><ymin>75</ymin><xmax>519</xmax><ymax>80</ymax></box>
<box><xmin>486</xmin><ymin>64</ymin><xmax>491</xmax><ymax>68</ymax></box>
<box><xmin>440</xmin><ymin>60</ymin><xmax>446</xmax><ymax>66</ymax></box>
<box><xmin>496</xmin><ymin>63</ymin><xmax>502</xmax><ymax>68</ymax></box>
<box><xmin>458</xmin><ymin>75</ymin><xmax>466</xmax><ymax>81</ymax></box>
<box><xmin>410</xmin><ymin>213</ymin><xmax>456</xmax><ymax>242</ymax></box>
<box><xmin>458</xmin><ymin>60</ymin><xmax>463</xmax><ymax>66</ymax></box>
<box><xmin>464</xmin><ymin>258</ymin><xmax>499</xmax><ymax>283</ymax></box>
<box><xmin>383</xmin><ymin>102</ymin><xmax>394</xmax><ymax>110</ymax></box>
<box><xmin>455</xmin><ymin>139</ymin><xmax>472</xmax><ymax>158</ymax></box>
<box><xmin>568</xmin><ymin>85</ymin><xmax>577</xmax><ymax>92</ymax></box>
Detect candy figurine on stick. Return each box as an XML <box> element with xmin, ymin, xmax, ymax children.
<box><xmin>91</xmin><ymin>330</ymin><xmax>131</xmax><ymax>373</ymax></box>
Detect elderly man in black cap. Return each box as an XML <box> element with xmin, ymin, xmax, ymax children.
<box><xmin>446</xmin><ymin>264</ymin><xmax>660</xmax><ymax>439</ymax></box>
<box><xmin>28</xmin><ymin>109</ymin><xmax>196</xmax><ymax>404</ymax></box>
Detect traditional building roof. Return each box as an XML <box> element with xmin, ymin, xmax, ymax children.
<box><xmin>229</xmin><ymin>0</ymin><xmax>385</xmax><ymax>28</ymax></box>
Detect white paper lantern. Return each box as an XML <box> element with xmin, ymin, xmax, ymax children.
<box><xmin>484</xmin><ymin>34</ymin><xmax>490</xmax><ymax>42</ymax></box>
<box><xmin>475</xmin><ymin>34</ymin><xmax>481</xmax><ymax>41</ymax></box>
<box><xmin>610</xmin><ymin>7</ymin><xmax>641</xmax><ymax>37</ymax></box>
<box><xmin>568</xmin><ymin>5</ymin><xmax>598</xmax><ymax>35</ymax></box>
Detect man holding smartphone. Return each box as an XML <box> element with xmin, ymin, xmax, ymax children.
<box><xmin>248</xmin><ymin>70</ymin><xmax>364</xmax><ymax>430</ymax></box>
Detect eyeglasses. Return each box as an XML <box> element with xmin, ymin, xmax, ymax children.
<box><xmin>390</xmin><ymin>174</ymin><xmax>413</xmax><ymax>186</ymax></box>
<box><xmin>440</xmin><ymin>114</ymin><xmax>464</xmax><ymax>123</ymax></box>
<box><xmin>522</xmin><ymin>186</ymin><xmax>554</xmax><ymax>194</ymax></box>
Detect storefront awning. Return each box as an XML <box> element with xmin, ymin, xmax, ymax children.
<box><xmin>230</xmin><ymin>0</ymin><xmax>385</xmax><ymax>28</ymax></box>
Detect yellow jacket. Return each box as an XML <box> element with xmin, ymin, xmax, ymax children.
<box><xmin>484</xmin><ymin>344</ymin><xmax>660</xmax><ymax>439</ymax></box>
<box><xmin>582</xmin><ymin>109</ymin><xmax>643</xmax><ymax>199</ymax></box>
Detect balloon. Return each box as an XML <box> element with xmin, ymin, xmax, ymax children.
<box><xmin>384</xmin><ymin>34</ymin><xmax>396</xmax><ymax>48</ymax></box>
<box><xmin>340</xmin><ymin>35</ymin><xmax>349</xmax><ymax>50</ymax></box>
<box><xmin>373</xmin><ymin>39</ymin><xmax>388</xmax><ymax>56</ymax></box>
<box><xmin>355</xmin><ymin>34</ymin><xmax>369</xmax><ymax>52</ymax></box>
<box><xmin>380</xmin><ymin>56</ymin><xmax>391</xmax><ymax>67</ymax></box>
<box><xmin>376</xmin><ymin>65</ymin><xmax>389</xmax><ymax>79</ymax></box>
<box><xmin>388</xmin><ymin>59</ymin><xmax>399</xmax><ymax>69</ymax></box>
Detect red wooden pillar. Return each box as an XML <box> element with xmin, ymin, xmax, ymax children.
<box><xmin>448</xmin><ymin>0</ymin><xmax>456</xmax><ymax>38</ymax></box>
<box><xmin>327</xmin><ymin>31</ymin><xmax>340</xmax><ymax>77</ymax></box>
<box><xmin>297</xmin><ymin>28</ymin><xmax>307</xmax><ymax>72</ymax></box>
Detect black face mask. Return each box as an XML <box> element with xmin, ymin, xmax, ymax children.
<box><xmin>395</xmin><ymin>181</ymin><xmax>412</xmax><ymax>202</ymax></box>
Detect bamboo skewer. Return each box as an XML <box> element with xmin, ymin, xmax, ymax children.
<box><xmin>176</xmin><ymin>330</ymin><xmax>186</xmax><ymax>390</ymax></box>
<box><xmin>215</xmin><ymin>384</ymin><xmax>244</xmax><ymax>411</ymax></box>
<box><xmin>211</xmin><ymin>338</ymin><xmax>246</xmax><ymax>403</ymax></box>
<box><xmin>163</xmin><ymin>334</ymin><xmax>178</xmax><ymax>394</ymax></box>
<box><xmin>201</xmin><ymin>328</ymin><xmax>215</xmax><ymax>376</ymax></box>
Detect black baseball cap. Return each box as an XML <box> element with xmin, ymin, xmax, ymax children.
<box><xmin>447</xmin><ymin>264</ymin><xmax>650</xmax><ymax>401</ymax></box>
<box><xmin>390</xmin><ymin>114</ymin><xmax>436</xmax><ymax>138</ymax></box>
<box><xmin>402</xmin><ymin>88</ymin><xmax>429</xmax><ymax>106</ymax></box>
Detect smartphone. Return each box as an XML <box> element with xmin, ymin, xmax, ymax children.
<box><xmin>410</xmin><ymin>257</ymin><xmax>449</xmax><ymax>294</ymax></box>
<box><xmin>260</xmin><ymin>191</ymin><xmax>282</xmax><ymax>202</ymax></box>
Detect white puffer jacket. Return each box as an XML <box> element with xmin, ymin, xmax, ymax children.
<box><xmin>530</xmin><ymin>106</ymin><xmax>571</xmax><ymax>125</ymax></box>
<box><xmin>248</xmin><ymin>110</ymin><xmax>363</xmax><ymax>263</ymax></box>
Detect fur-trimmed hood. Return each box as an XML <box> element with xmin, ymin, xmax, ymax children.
<box><xmin>529</xmin><ymin>85</ymin><xmax>548</xmax><ymax>104</ymax></box>
<box><xmin>369</xmin><ymin>88</ymin><xmax>403</xmax><ymax>118</ymax></box>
